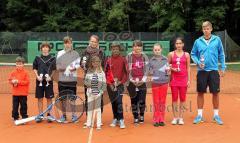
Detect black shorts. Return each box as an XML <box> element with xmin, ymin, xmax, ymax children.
<box><xmin>197</xmin><ymin>70</ymin><xmax>220</xmax><ymax>94</ymax></box>
<box><xmin>35</xmin><ymin>80</ymin><xmax>54</xmax><ymax>99</ymax></box>
<box><xmin>58</xmin><ymin>81</ymin><xmax>77</xmax><ymax>97</ymax></box>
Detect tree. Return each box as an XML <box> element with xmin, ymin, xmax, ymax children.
<box><xmin>193</xmin><ymin>0</ymin><xmax>228</xmax><ymax>31</ymax></box>
<box><xmin>3</xmin><ymin>0</ymin><xmax>44</xmax><ymax>31</ymax></box>
<box><xmin>149</xmin><ymin>0</ymin><xmax>189</xmax><ymax>33</ymax></box>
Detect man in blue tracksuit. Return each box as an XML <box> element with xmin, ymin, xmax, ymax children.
<box><xmin>191</xmin><ymin>21</ymin><xmax>226</xmax><ymax>125</ymax></box>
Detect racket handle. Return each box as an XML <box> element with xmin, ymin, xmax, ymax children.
<box><xmin>14</xmin><ymin>116</ymin><xmax>36</xmax><ymax>125</ymax></box>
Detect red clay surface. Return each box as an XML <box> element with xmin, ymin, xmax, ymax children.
<box><xmin>1</xmin><ymin>93</ymin><xmax>240</xmax><ymax>143</ymax></box>
<box><xmin>0</xmin><ymin>66</ymin><xmax>240</xmax><ymax>143</ymax></box>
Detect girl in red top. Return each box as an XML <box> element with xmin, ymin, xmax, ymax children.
<box><xmin>168</xmin><ymin>37</ymin><xmax>191</xmax><ymax>125</ymax></box>
<box><xmin>105</xmin><ymin>42</ymin><xmax>128</xmax><ymax>129</ymax></box>
<box><xmin>8</xmin><ymin>57</ymin><xmax>30</xmax><ymax>121</ymax></box>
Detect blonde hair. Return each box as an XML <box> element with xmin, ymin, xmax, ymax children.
<box><xmin>88</xmin><ymin>56</ymin><xmax>103</xmax><ymax>73</ymax></box>
<box><xmin>15</xmin><ymin>56</ymin><xmax>25</xmax><ymax>63</ymax></box>
<box><xmin>202</xmin><ymin>21</ymin><xmax>212</xmax><ymax>28</ymax></box>
<box><xmin>90</xmin><ymin>35</ymin><xmax>99</xmax><ymax>42</ymax></box>
<box><xmin>153</xmin><ymin>43</ymin><xmax>162</xmax><ymax>49</ymax></box>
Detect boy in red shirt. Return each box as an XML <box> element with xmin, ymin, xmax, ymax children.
<box><xmin>105</xmin><ymin>42</ymin><xmax>128</xmax><ymax>129</ymax></box>
<box><xmin>8</xmin><ymin>57</ymin><xmax>30</xmax><ymax>121</ymax></box>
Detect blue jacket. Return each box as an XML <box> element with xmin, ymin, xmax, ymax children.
<box><xmin>191</xmin><ymin>34</ymin><xmax>226</xmax><ymax>71</ymax></box>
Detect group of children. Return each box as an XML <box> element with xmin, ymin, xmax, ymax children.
<box><xmin>8</xmin><ymin>35</ymin><xmax>191</xmax><ymax>129</ymax></box>
<box><xmin>9</xmin><ymin>21</ymin><xmax>225</xmax><ymax>131</ymax></box>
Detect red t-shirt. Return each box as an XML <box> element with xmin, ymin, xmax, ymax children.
<box><xmin>105</xmin><ymin>55</ymin><xmax>128</xmax><ymax>85</ymax></box>
<box><xmin>131</xmin><ymin>54</ymin><xmax>144</xmax><ymax>80</ymax></box>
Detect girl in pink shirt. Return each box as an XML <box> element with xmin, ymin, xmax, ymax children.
<box><xmin>168</xmin><ymin>37</ymin><xmax>191</xmax><ymax>125</ymax></box>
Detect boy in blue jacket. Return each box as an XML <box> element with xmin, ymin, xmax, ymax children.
<box><xmin>191</xmin><ymin>21</ymin><xmax>226</xmax><ymax>125</ymax></box>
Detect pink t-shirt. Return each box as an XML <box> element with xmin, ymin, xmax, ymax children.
<box><xmin>170</xmin><ymin>52</ymin><xmax>188</xmax><ymax>87</ymax></box>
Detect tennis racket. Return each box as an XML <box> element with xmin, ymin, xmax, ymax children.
<box><xmin>15</xmin><ymin>94</ymin><xmax>84</xmax><ymax>125</ymax></box>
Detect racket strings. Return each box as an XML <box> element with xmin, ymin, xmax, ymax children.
<box><xmin>52</xmin><ymin>94</ymin><xmax>84</xmax><ymax>123</ymax></box>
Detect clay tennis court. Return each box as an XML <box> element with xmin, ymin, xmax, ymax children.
<box><xmin>0</xmin><ymin>65</ymin><xmax>240</xmax><ymax>143</ymax></box>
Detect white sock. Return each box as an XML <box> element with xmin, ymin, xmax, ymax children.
<box><xmin>197</xmin><ymin>109</ymin><xmax>203</xmax><ymax>117</ymax></box>
<box><xmin>214</xmin><ymin>109</ymin><xmax>219</xmax><ymax>116</ymax></box>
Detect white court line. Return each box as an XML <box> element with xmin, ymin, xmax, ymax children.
<box><xmin>87</xmin><ymin>102</ymin><xmax>96</xmax><ymax>143</ymax></box>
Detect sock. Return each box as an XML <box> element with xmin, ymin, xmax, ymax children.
<box><xmin>214</xmin><ymin>109</ymin><xmax>219</xmax><ymax>116</ymax></box>
<box><xmin>197</xmin><ymin>109</ymin><xmax>203</xmax><ymax>117</ymax></box>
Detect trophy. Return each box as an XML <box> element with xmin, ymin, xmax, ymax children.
<box><xmin>82</xmin><ymin>56</ymin><xmax>87</xmax><ymax>70</ymax></box>
<box><xmin>165</xmin><ymin>63</ymin><xmax>170</xmax><ymax>76</ymax></box>
<box><xmin>65</xmin><ymin>64</ymin><xmax>74</xmax><ymax>77</ymax></box>
<box><xmin>200</xmin><ymin>55</ymin><xmax>205</xmax><ymax>65</ymax></box>
<box><xmin>176</xmin><ymin>57</ymin><xmax>181</xmax><ymax>72</ymax></box>
<box><xmin>39</xmin><ymin>74</ymin><xmax>43</xmax><ymax>86</ymax></box>
<box><xmin>45</xmin><ymin>74</ymin><xmax>50</xmax><ymax>87</ymax></box>
<box><xmin>135</xmin><ymin>78</ymin><xmax>139</xmax><ymax>92</ymax></box>
<box><xmin>113</xmin><ymin>78</ymin><xmax>118</xmax><ymax>91</ymax></box>
<box><xmin>12</xmin><ymin>77</ymin><xmax>18</xmax><ymax>87</ymax></box>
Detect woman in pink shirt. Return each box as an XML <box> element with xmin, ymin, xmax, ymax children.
<box><xmin>168</xmin><ymin>37</ymin><xmax>191</xmax><ymax>125</ymax></box>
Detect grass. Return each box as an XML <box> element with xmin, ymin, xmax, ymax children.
<box><xmin>0</xmin><ymin>54</ymin><xmax>19</xmax><ymax>63</ymax></box>
<box><xmin>226</xmin><ymin>63</ymin><xmax>240</xmax><ymax>71</ymax></box>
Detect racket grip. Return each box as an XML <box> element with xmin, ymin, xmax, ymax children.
<box><xmin>14</xmin><ymin>116</ymin><xmax>36</xmax><ymax>125</ymax></box>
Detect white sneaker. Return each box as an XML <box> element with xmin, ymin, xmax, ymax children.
<box><xmin>171</xmin><ymin>118</ymin><xmax>178</xmax><ymax>125</ymax></box>
<box><xmin>178</xmin><ymin>118</ymin><xmax>184</xmax><ymax>125</ymax></box>
<box><xmin>47</xmin><ymin>115</ymin><xmax>55</xmax><ymax>122</ymax></box>
<box><xmin>96</xmin><ymin>126</ymin><xmax>101</xmax><ymax>130</ymax></box>
<box><xmin>110</xmin><ymin>119</ymin><xmax>118</xmax><ymax>127</ymax></box>
<box><xmin>83</xmin><ymin>125</ymin><xmax>91</xmax><ymax>129</ymax></box>
<box><xmin>119</xmin><ymin>119</ymin><xmax>126</xmax><ymax>129</ymax></box>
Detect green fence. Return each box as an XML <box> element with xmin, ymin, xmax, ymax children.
<box><xmin>27</xmin><ymin>41</ymin><xmax>170</xmax><ymax>63</ymax></box>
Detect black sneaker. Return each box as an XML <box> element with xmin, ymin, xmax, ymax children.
<box><xmin>134</xmin><ymin>118</ymin><xmax>139</xmax><ymax>124</ymax></box>
<box><xmin>153</xmin><ymin>122</ymin><xmax>159</xmax><ymax>127</ymax></box>
<box><xmin>159</xmin><ymin>122</ymin><xmax>165</xmax><ymax>126</ymax></box>
<box><xmin>139</xmin><ymin>116</ymin><xmax>144</xmax><ymax>124</ymax></box>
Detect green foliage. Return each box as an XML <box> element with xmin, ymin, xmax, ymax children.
<box><xmin>0</xmin><ymin>0</ymin><xmax>239</xmax><ymax>32</ymax></box>
<box><xmin>193</xmin><ymin>0</ymin><xmax>228</xmax><ymax>31</ymax></box>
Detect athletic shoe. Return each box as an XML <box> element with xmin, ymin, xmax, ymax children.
<box><xmin>193</xmin><ymin>115</ymin><xmax>204</xmax><ymax>124</ymax></box>
<box><xmin>110</xmin><ymin>119</ymin><xmax>118</xmax><ymax>127</ymax></box>
<box><xmin>35</xmin><ymin>115</ymin><xmax>44</xmax><ymax>123</ymax></box>
<box><xmin>119</xmin><ymin>119</ymin><xmax>126</xmax><ymax>129</ymax></box>
<box><xmin>96</xmin><ymin>126</ymin><xmax>101</xmax><ymax>130</ymax></box>
<box><xmin>12</xmin><ymin>118</ymin><xmax>18</xmax><ymax>121</ymax></box>
<box><xmin>72</xmin><ymin>115</ymin><xmax>79</xmax><ymax>123</ymax></box>
<box><xmin>159</xmin><ymin>122</ymin><xmax>165</xmax><ymax>126</ymax></box>
<box><xmin>213</xmin><ymin>115</ymin><xmax>223</xmax><ymax>125</ymax></box>
<box><xmin>153</xmin><ymin>122</ymin><xmax>159</xmax><ymax>127</ymax></box>
<box><xmin>134</xmin><ymin>118</ymin><xmax>139</xmax><ymax>124</ymax></box>
<box><xmin>59</xmin><ymin>115</ymin><xmax>67</xmax><ymax>123</ymax></box>
<box><xmin>47</xmin><ymin>115</ymin><xmax>55</xmax><ymax>123</ymax></box>
<box><xmin>139</xmin><ymin>116</ymin><xmax>144</xmax><ymax>124</ymax></box>
<box><xmin>171</xmin><ymin>118</ymin><xmax>178</xmax><ymax>125</ymax></box>
<box><xmin>83</xmin><ymin>125</ymin><xmax>91</xmax><ymax>129</ymax></box>
<box><xmin>178</xmin><ymin>118</ymin><xmax>184</xmax><ymax>125</ymax></box>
